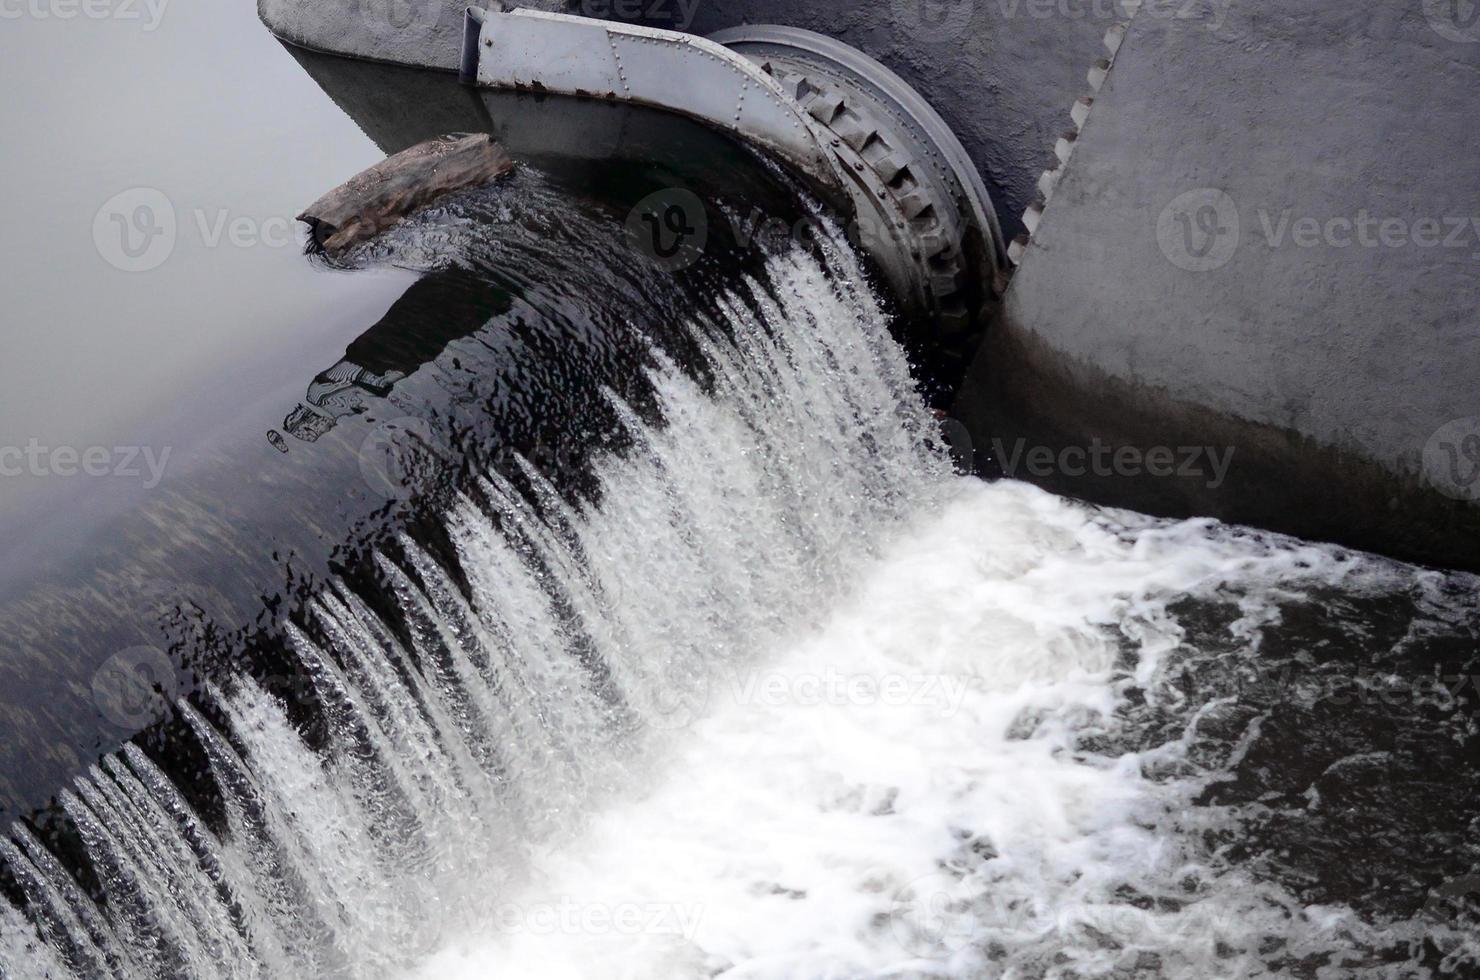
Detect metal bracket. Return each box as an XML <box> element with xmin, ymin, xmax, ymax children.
<box><xmin>461</xmin><ymin>6</ymin><xmax>849</xmax><ymax>197</ymax></box>
<box><xmin>460</xmin><ymin>6</ymin><xmax>1005</xmax><ymax>347</ymax></box>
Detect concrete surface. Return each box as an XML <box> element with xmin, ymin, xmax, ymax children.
<box><xmin>954</xmin><ymin>0</ymin><xmax>1480</xmax><ymax>569</ymax></box>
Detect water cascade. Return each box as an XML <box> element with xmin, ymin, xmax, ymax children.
<box><xmin>1</xmin><ymin>228</ymin><xmax>1476</xmax><ymax>979</ymax></box>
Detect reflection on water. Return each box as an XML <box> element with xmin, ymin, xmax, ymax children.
<box><xmin>0</xmin><ymin>38</ymin><xmax>825</xmax><ymax>824</ymax></box>
<box><xmin>3</xmin><ymin>14</ymin><xmax>1476</xmax><ymax>980</ymax></box>
<box><xmin>275</xmin><ymin>270</ymin><xmax>512</xmax><ymax>447</ymax></box>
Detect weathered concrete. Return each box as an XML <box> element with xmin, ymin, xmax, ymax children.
<box><xmin>954</xmin><ymin>0</ymin><xmax>1480</xmax><ymax>569</ymax></box>
<box><xmin>256</xmin><ymin>0</ymin><xmax>477</xmax><ymax>69</ymax></box>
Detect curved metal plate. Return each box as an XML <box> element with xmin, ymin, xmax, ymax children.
<box><xmin>468</xmin><ymin>7</ymin><xmax>847</xmax><ymax>197</ymax></box>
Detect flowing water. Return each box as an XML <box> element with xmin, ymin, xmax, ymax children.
<box><xmin>6</xmin><ymin>4</ymin><xmax>1477</xmax><ymax>978</ymax></box>
<box><xmin>1</xmin><ymin>216</ymin><xmax>1478</xmax><ymax>978</ymax></box>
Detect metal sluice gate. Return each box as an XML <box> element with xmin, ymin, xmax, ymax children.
<box><xmin>461</xmin><ymin>5</ymin><xmax>1008</xmax><ymax>352</ymax></box>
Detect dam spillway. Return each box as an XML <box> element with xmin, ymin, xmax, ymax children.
<box><xmin>1</xmin><ymin>3</ymin><xmax>1479</xmax><ymax>977</ymax></box>
<box><xmin>3</xmin><ymin>224</ymin><xmax>1479</xmax><ymax>977</ymax></box>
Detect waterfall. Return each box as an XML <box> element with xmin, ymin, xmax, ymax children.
<box><xmin>3</xmin><ymin>227</ymin><xmax>1477</xmax><ymax>979</ymax></box>
<box><xmin>0</xmin><ymin>232</ymin><xmax>955</xmax><ymax>979</ymax></box>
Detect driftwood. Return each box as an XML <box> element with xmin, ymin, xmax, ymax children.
<box><xmin>298</xmin><ymin>133</ymin><xmax>514</xmax><ymax>255</ymax></box>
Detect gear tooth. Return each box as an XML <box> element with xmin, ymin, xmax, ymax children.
<box><xmin>775</xmin><ymin>70</ymin><xmax>808</xmax><ymax>99</ymax></box>
<box><xmin>1007</xmin><ymin>233</ymin><xmax>1030</xmax><ymax>266</ymax></box>
<box><xmin>805</xmin><ymin>91</ymin><xmax>845</xmax><ymax>123</ymax></box>
<box><xmin>1104</xmin><ymin>23</ymin><xmax>1127</xmax><ymax>57</ymax></box>
<box><xmin>1118</xmin><ymin>0</ymin><xmax>1142</xmax><ymax>16</ymax></box>
<box><xmin>1071</xmin><ymin>95</ymin><xmax>1094</xmax><ymax>128</ymax></box>
<box><xmin>931</xmin><ymin>271</ymin><xmax>965</xmax><ymax>297</ymax></box>
<box><xmin>897</xmin><ymin>189</ymin><xmax>934</xmax><ymax>220</ymax></box>
<box><xmin>1054</xmin><ymin>131</ymin><xmax>1077</xmax><ymax>165</ymax></box>
<box><xmin>1023</xmin><ymin>201</ymin><xmax>1045</xmax><ymax>233</ymax></box>
<box><xmin>1087</xmin><ymin>58</ymin><xmax>1111</xmax><ymax>92</ymax></box>
<box><xmin>868</xmin><ymin>150</ymin><xmax>912</xmax><ymax>184</ymax></box>
<box><xmin>919</xmin><ymin>228</ymin><xmax>954</xmax><ymax>259</ymax></box>
<box><xmin>1037</xmin><ymin>168</ymin><xmax>1061</xmax><ymax>200</ymax></box>
<box><xmin>830</xmin><ymin>113</ymin><xmax>874</xmax><ymax>151</ymax></box>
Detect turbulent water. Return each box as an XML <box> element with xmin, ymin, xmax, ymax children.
<box><xmin>1</xmin><ymin>229</ymin><xmax>1477</xmax><ymax>979</ymax></box>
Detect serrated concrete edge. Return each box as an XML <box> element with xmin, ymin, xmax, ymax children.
<box><xmin>1008</xmin><ymin>9</ymin><xmax>1141</xmax><ymax>267</ymax></box>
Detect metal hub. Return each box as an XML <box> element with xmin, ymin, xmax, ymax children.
<box><xmin>711</xmin><ymin>26</ymin><xmax>1007</xmax><ymax>349</ymax></box>
<box><xmin>460</xmin><ymin>8</ymin><xmax>1004</xmax><ymax>352</ymax></box>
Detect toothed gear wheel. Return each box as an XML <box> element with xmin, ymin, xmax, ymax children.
<box><xmin>711</xmin><ymin>26</ymin><xmax>1006</xmax><ymax>350</ymax></box>
<box><xmin>771</xmin><ymin>68</ymin><xmax>973</xmax><ymax>336</ymax></box>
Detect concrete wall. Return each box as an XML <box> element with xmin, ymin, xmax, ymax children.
<box><xmin>954</xmin><ymin>0</ymin><xmax>1480</xmax><ymax>569</ymax></box>
<box><xmin>256</xmin><ymin>0</ymin><xmax>475</xmax><ymax>69</ymax></box>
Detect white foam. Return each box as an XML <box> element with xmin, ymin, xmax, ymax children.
<box><xmin>3</xmin><ymin>230</ymin><xmax>1468</xmax><ymax>980</ymax></box>
<box><xmin>409</xmin><ymin>480</ymin><xmax>1456</xmax><ymax>979</ymax></box>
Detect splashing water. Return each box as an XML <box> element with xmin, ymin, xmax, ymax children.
<box><xmin>2</xmin><ymin>231</ymin><xmax>1476</xmax><ymax>979</ymax></box>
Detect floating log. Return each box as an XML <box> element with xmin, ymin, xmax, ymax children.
<box><xmin>298</xmin><ymin>133</ymin><xmax>514</xmax><ymax>254</ymax></box>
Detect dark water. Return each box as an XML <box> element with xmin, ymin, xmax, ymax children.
<box><xmin>0</xmin><ymin>7</ymin><xmax>828</xmax><ymax>823</ymax></box>
<box><xmin>1</xmin><ymin>6</ymin><xmax>1478</xmax><ymax>979</ymax></box>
